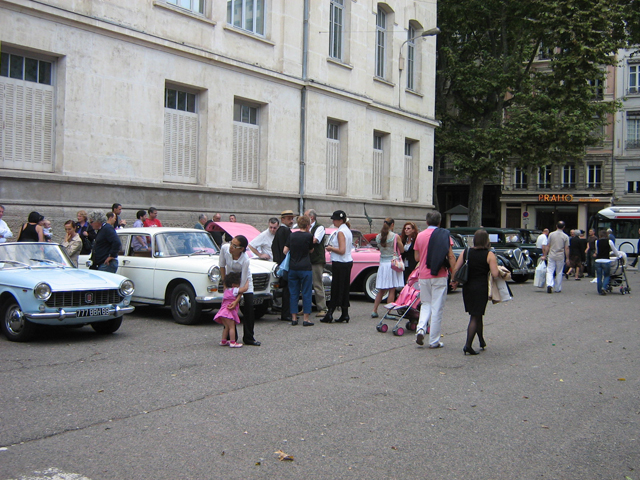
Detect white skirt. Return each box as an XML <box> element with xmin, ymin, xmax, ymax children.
<box><xmin>376</xmin><ymin>260</ymin><xmax>405</xmax><ymax>289</ymax></box>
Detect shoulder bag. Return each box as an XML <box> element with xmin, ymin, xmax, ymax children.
<box><xmin>391</xmin><ymin>234</ymin><xmax>405</xmax><ymax>272</ymax></box>
<box><xmin>453</xmin><ymin>248</ymin><xmax>469</xmax><ymax>284</ymax></box>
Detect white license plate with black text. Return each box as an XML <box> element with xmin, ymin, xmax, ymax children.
<box><xmin>76</xmin><ymin>307</ymin><xmax>110</xmax><ymax>317</ymax></box>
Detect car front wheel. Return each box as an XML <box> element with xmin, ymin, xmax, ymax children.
<box><xmin>91</xmin><ymin>317</ymin><xmax>123</xmax><ymax>334</ymax></box>
<box><xmin>171</xmin><ymin>283</ymin><xmax>202</xmax><ymax>325</ymax></box>
<box><xmin>1</xmin><ymin>300</ymin><xmax>36</xmax><ymax>342</ymax></box>
<box><xmin>511</xmin><ymin>274</ymin><xmax>528</xmax><ymax>283</ymax></box>
<box><xmin>363</xmin><ymin>269</ymin><xmax>387</xmax><ymax>302</ymax></box>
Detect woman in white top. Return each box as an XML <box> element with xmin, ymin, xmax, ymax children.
<box><xmin>321</xmin><ymin>210</ymin><xmax>353</xmax><ymax>323</ymax></box>
<box><xmin>61</xmin><ymin>220</ymin><xmax>83</xmax><ymax>267</ymax></box>
<box><xmin>371</xmin><ymin>218</ymin><xmax>404</xmax><ymax>318</ymax></box>
<box><xmin>219</xmin><ymin>235</ymin><xmax>260</xmax><ymax>346</ymax></box>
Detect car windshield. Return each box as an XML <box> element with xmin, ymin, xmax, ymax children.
<box><xmin>323</xmin><ymin>230</ymin><xmax>371</xmax><ymax>250</ymax></box>
<box><xmin>154</xmin><ymin>232</ymin><xmax>219</xmax><ymax>257</ymax></box>
<box><xmin>0</xmin><ymin>243</ymin><xmax>74</xmax><ymax>269</ymax></box>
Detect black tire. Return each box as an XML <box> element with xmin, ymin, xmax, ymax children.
<box><xmin>91</xmin><ymin>317</ymin><xmax>123</xmax><ymax>334</ymax></box>
<box><xmin>1</xmin><ymin>299</ymin><xmax>36</xmax><ymax>342</ymax></box>
<box><xmin>253</xmin><ymin>302</ymin><xmax>269</xmax><ymax>320</ymax></box>
<box><xmin>511</xmin><ymin>274</ymin><xmax>528</xmax><ymax>283</ymax></box>
<box><xmin>363</xmin><ymin>269</ymin><xmax>387</xmax><ymax>302</ymax></box>
<box><xmin>170</xmin><ymin>283</ymin><xmax>202</xmax><ymax>325</ymax></box>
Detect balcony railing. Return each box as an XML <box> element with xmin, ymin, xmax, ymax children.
<box><xmin>626</xmin><ymin>140</ymin><xmax>640</xmax><ymax>150</ymax></box>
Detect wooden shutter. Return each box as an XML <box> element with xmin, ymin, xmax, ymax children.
<box><xmin>404</xmin><ymin>153</ymin><xmax>414</xmax><ymax>201</ymax></box>
<box><xmin>0</xmin><ymin>78</ymin><xmax>54</xmax><ymax>171</ymax></box>
<box><xmin>372</xmin><ymin>148</ymin><xmax>383</xmax><ymax>198</ymax></box>
<box><xmin>326</xmin><ymin>137</ymin><xmax>340</xmax><ymax>193</ymax></box>
<box><xmin>232</xmin><ymin>122</ymin><xmax>259</xmax><ymax>188</ymax></box>
<box><xmin>164</xmin><ymin>109</ymin><xmax>198</xmax><ymax>183</ymax></box>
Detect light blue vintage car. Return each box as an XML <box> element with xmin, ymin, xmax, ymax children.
<box><xmin>0</xmin><ymin>242</ymin><xmax>135</xmax><ymax>342</ymax></box>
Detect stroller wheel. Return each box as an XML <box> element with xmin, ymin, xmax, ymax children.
<box><xmin>392</xmin><ymin>327</ymin><xmax>404</xmax><ymax>336</ymax></box>
<box><xmin>376</xmin><ymin>325</ymin><xmax>382</xmax><ymax>332</ymax></box>
<box><xmin>406</xmin><ymin>321</ymin><xmax>417</xmax><ymax>331</ymax></box>
<box><xmin>380</xmin><ymin>324</ymin><xmax>388</xmax><ymax>333</ymax></box>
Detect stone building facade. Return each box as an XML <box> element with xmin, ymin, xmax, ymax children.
<box><xmin>0</xmin><ymin>0</ymin><xmax>438</xmax><ymax>237</ymax></box>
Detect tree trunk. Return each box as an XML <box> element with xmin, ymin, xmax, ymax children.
<box><xmin>468</xmin><ymin>175</ymin><xmax>485</xmax><ymax>226</ymax></box>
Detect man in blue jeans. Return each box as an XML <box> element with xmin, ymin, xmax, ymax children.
<box><xmin>88</xmin><ymin>210</ymin><xmax>121</xmax><ymax>273</ymax></box>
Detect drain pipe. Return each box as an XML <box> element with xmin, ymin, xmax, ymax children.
<box><xmin>299</xmin><ymin>0</ymin><xmax>310</xmax><ymax>215</ymax></box>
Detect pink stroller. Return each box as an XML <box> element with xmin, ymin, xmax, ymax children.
<box><xmin>375</xmin><ymin>266</ymin><xmax>423</xmax><ymax>336</ymax></box>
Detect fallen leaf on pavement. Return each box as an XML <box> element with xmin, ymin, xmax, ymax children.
<box><xmin>275</xmin><ymin>450</ymin><xmax>294</xmax><ymax>461</ymax></box>
<box><xmin>618</xmin><ymin>378</ymin><xmax>626</xmax><ymax>381</ymax></box>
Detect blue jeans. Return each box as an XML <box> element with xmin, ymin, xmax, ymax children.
<box><xmin>288</xmin><ymin>269</ymin><xmax>313</xmax><ymax>315</ymax></box>
<box><xmin>98</xmin><ymin>258</ymin><xmax>119</xmax><ymax>274</ymax></box>
<box><xmin>595</xmin><ymin>261</ymin><xmax>610</xmax><ymax>294</ymax></box>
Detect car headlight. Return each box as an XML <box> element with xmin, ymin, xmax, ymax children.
<box><xmin>523</xmin><ymin>249</ymin><xmax>530</xmax><ymax>258</ymax></box>
<box><xmin>505</xmin><ymin>249</ymin><xmax>513</xmax><ymax>257</ymax></box>
<box><xmin>34</xmin><ymin>282</ymin><xmax>52</xmax><ymax>301</ymax></box>
<box><xmin>208</xmin><ymin>265</ymin><xmax>221</xmax><ymax>283</ymax></box>
<box><xmin>119</xmin><ymin>279</ymin><xmax>135</xmax><ymax>296</ymax></box>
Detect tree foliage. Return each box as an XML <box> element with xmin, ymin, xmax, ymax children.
<box><xmin>435</xmin><ymin>0</ymin><xmax>639</xmax><ymax>225</ymax></box>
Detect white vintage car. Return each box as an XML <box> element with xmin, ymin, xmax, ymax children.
<box><xmin>81</xmin><ymin>227</ymin><xmax>276</xmax><ymax>325</ymax></box>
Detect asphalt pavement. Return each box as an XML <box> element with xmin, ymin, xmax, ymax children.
<box><xmin>1</xmin><ymin>271</ymin><xmax>639</xmax><ymax>480</ymax></box>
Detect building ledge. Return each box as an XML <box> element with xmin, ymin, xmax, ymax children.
<box><xmin>327</xmin><ymin>58</ymin><xmax>353</xmax><ymax>70</ymax></box>
<box><xmin>152</xmin><ymin>1</ymin><xmax>216</xmax><ymax>26</ymax></box>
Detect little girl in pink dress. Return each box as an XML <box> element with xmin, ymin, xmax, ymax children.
<box><xmin>214</xmin><ymin>272</ymin><xmax>244</xmax><ymax>348</ymax></box>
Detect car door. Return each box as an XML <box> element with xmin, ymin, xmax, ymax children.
<box><xmin>117</xmin><ymin>232</ymin><xmax>158</xmax><ymax>303</ymax></box>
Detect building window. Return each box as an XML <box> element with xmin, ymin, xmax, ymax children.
<box><xmin>628</xmin><ymin>181</ymin><xmax>640</xmax><ymax>193</ymax></box>
<box><xmin>329</xmin><ymin>0</ymin><xmax>344</xmax><ymax>61</ymax></box>
<box><xmin>538</xmin><ymin>41</ymin><xmax>552</xmax><ymax>60</ymax></box>
<box><xmin>167</xmin><ymin>0</ymin><xmax>204</xmax><ymax>14</ymax></box>
<box><xmin>0</xmin><ymin>51</ymin><xmax>54</xmax><ymax>172</ymax></box>
<box><xmin>232</xmin><ymin>101</ymin><xmax>260</xmax><ymax>188</ymax></box>
<box><xmin>164</xmin><ymin>87</ymin><xmax>198</xmax><ymax>184</ymax></box>
<box><xmin>406</xmin><ymin>25</ymin><xmax>416</xmax><ymax>90</ymax></box>
<box><xmin>326</xmin><ymin>122</ymin><xmax>340</xmax><ymax>194</ymax></box>
<box><xmin>375</xmin><ymin>7</ymin><xmax>386</xmax><ymax>79</ymax></box>
<box><xmin>587</xmin><ymin>164</ymin><xmax>602</xmax><ymax>189</ymax></box>
<box><xmin>589</xmin><ymin>79</ymin><xmax>604</xmax><ymax>100</ymax></box>
<box><xmin>372</xmin><ymin>133</ymin><xmax>384</xmax><ymax>198</ymax></box>
<box><xmin>514</xmin><ymin>167</ymin><xmax>528</xmax><ymax>189</ymax></box>
<box><xmin>227</xmin><ymin>0</ymin><xmax>265</xmax><ymax>36</ymax></box>
<box><xmin>403</xmin><ymin>141</ymin><xmax>416</xmax><ymax>201</ymax></box>
<box><xmin>538</xmin><ymin>166</ymin><xmax>551</xmax><ymax>189</ymax></box>
<box><xmin>562</xmin><ymin>165</ymin><xmax>576</xmax><ymax>188</ymax></box>
<box><xmin>630</xmin><ymin>64</ymin><xmax>638</xmax><ymax>95</ymax></box>
<box><xmin>627</xmin><ymin>112</ymin><xmax>640</xmax><ymax>149</ymax></box>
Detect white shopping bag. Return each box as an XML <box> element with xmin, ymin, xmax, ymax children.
<box><xmin>534</xmin><ymin>258</ymin><xmax>546</xmax><ymax>288</ymax></box>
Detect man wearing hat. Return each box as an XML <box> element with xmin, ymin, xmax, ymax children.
<box><xmin>272</xmin><ymin>209</ymin><xmax>296</xmax><ymax>322</ymax></box>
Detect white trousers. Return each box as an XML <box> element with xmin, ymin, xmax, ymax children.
<box><xmin>416</xmin><ymin>277</ymin><xmax>448</xmax><ymax>347</ymax></box>
<box><xmin>546</xmin><ymin>258</ymin><xmax>565</xmax><ymax>292</ymax></box>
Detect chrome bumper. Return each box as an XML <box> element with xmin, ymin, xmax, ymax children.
<box><xmin>25</xmin><ymin>305</ymin><xmax>135</xmax><ymax>320</ymax></box>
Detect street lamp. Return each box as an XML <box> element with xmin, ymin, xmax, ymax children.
<box><xmin>398</xmin><ymin>27</ymin><xmax>440</xmax><ymax>107</ymax></box>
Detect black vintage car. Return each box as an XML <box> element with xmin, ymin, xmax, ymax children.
<box><xmin>448</xmin><ymin>227</ymin><xmax>535</xmax><ymax>283</ymax></box>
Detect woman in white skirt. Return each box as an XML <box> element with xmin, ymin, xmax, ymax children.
<box><xmin>371</xmin><ymin>218</ymin><xmax>404</xmax><ymax>317</ymax></box>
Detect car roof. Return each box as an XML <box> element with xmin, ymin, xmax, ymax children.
<box><xmin>448</xmin><ymin>227</ymin><xmax>521</xmax><ymax>234</ymax></box>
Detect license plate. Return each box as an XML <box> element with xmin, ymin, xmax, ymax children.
<box><xmin>76</xmin><ymin>307</ymin><xmax>110</xmax><ymax>317</ymax></box>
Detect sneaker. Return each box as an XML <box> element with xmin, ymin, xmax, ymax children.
<box><xmin>316</xmin><ymin>309</ymin><xmax>328</xmax><ymax>317</ymax></box>
<box><xmin>429</xmin><ymin>342</ymin><xmax>444</xmax><ymax>349</ymax></box>
<box><xmin>219</xmin><ymin>340</ymin><xmax>229</xmax><ymax>346</ymax></box>
<box><xmin>416</xmin><ymin>330</ymin><xmax>425</xmax><ymax>346</ymax></box>
<box><xmin>229</xmin><ymin>341</ymin><xmax>243</xmax><ymax>348</ymax></box>
<box><xmin>371</xmin><ymin>312</ymin><xmax>379</xmax><ymax>318</ymax></box>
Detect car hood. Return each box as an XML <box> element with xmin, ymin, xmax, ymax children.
<box><xmin>136</xmin><ymin>254</ymin><xmax>275</xmax><ymax>275</ymax></box>
<box><xmin>4</xmin><ymin>267</ymin><xmax>127</xmax><ymax>291</ymax></box>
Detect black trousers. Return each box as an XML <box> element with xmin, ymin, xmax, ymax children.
<box><xmin>227</xmin><ymin>293</ymin><xmax>255</xmax><ymax>343</ymax></box>
<box><xmin>280</xmin><ymin>274</ymin><xmax>291</xmax><ymax>320</ymax></box>
<box><xmin>329</xmin><ymin>261</ymin><xmax>353</xmax><ymax>310</ymax></box>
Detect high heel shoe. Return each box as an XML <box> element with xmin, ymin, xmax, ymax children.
<box><xmin>463</xmin><ymin>346</ymin><xmax>479</xmax><ymax>355</ymax></box>
<box><xmin>320</xmin><ymin>309</ymin><xmax>334</xmax><ymax>323</ymax></box>
<box><xmin>478</xmin><ymin>338</ymin><xmax>486</xmax><ymax>351</ymax></box>
<box><xmin>335</xmin><ymin>315</ymin><xmax>350</xmax><ymax>323</ymax></box>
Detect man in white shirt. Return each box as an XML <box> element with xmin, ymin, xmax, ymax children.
<box><xmin>536</xmin><ymin>228</ymin><xmax>549</xmax><ymax>250</ymax></box>
<box><xmin>0</xmin><ymin>205</ymin><xmax>13</xmax><ymax>243</ymax></box>
<box><xmin>249</xmin><ymin>218</ymin><xmax>279</xmax><ymax>261</ymax></box>
<box><xmin>543</xmin><ymin>221</ymin><xmax>570</xmax><ymax>293</ymax></box>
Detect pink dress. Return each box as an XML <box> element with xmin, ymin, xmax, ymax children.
<box><xmin>214</xmin><ymin>287</ymin><xmax>241</xmax><ymax>324</ymax></box>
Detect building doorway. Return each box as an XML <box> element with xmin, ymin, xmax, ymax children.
<box><xmin>535</xmin><ymin>205</ymin><xmax>578</xmax><ymax>230</ymax></box>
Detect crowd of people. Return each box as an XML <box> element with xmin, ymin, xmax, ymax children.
<box><xmin>2</xmin><ymin>201</ymin><xmax>633</xmax><ymax>353</ymax></box>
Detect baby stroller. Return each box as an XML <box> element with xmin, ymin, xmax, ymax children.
<box><xmin>607</xmin><ymin>252</ymin><xmax>631</xmax><ymax>295</ymax></box>
<box><xmin>375</xmin><ymin>266</ymin><xmax>423</xmax><ymax>336</ymax></box>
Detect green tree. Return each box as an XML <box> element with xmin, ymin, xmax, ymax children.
<box><xmin>435</xmin><ymin>0</ymin><xmax>638</xmax><ymax>225</ymax></box>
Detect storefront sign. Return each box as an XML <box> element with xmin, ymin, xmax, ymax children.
<box><xmin>538</xmin><ymin>194</ymin><xmax>573</xmax><ymax>202</ymax></box>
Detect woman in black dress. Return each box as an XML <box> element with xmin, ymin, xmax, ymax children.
<box><xmin>451</xmin><ymin>229</ymin><xmax>500</xmax><ymax>355</ymax></box>
<box><xmin>400</xmin><ymin>221</ymin><xmax>419</xmax><ymax>283</ymax></box>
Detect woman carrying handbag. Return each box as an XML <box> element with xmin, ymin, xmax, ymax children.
<box><xmin>371</xmin><ymin>218</ymin><xmax>404</xmax><ymax>318</ymax></box>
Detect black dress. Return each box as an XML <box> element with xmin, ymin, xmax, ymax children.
<box><xmin>401</xmin><ymin>238</ymin><xmax>418</xmax><ymax>283</ymax></box>
<box><xmin>462</xmin><ymin>249</ymin><xmax>491</xmax><ymax>316</ymax></box>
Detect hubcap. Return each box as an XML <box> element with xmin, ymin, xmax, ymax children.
<box><xmin>176</xmin><ymin>293</ymin><xmax>192</xmax><ymax>316</ymax></box>
<box><xmin>6</xmin><ymin>306</ymin><xmax>25</xmax><ymax>334</ymax></box>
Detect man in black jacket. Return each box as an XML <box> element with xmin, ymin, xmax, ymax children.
<box><xmin>88</xmin><ymin>210</ymin><xmax>121</xmax><ymax>273</ymax></box>
<box><xmin>272</xmin><ymin>209</ymin><xmax>295</xmax><ymax>321</ymax></box>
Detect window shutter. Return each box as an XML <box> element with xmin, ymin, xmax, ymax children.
<box><xmin>326</xmin><ymin>137</ymin><xmax>340</xmax><ymax>193</ymax></box>
<box><xmin>372</xmin><ymin>149</ymin><xmax>383</xmax><ymax>198</ymax></box>
<box><xmin>232</xmin><ymin>122</ymin><xmax>259</xmax><ymax>188</ymax></box>
<box><xmin>0</xmin><ymin>78</ymin><xmax>54</xmax><ymax>171</ymax></box>
<box><xmin>404</xmin><ymin>153</ymin><xmax>413</xmax><ymax>201</ymax></box>
<box><xmin>163</xmin><ymin>109</ymin><xmax>197</xmax><ymax>183</ymax></box>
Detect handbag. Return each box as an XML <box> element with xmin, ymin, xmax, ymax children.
<box><xmin>533</xmin><ymin>258</ymin><xmax>546</xmax><ymax>288</ymax></box>
<box><xmin>391</xmin><ymin>234</ymin><xmax>405</xmax><ymax>272</ymax></box>
<box><xmin>276</xmin><ymin>252</ymin><xmax>290</xmax><ymax>278</ymax></box>
<box><xmin>453</xmin><ymin>248</ymin><xmax>469</xmax><ymax>284</ymax></box>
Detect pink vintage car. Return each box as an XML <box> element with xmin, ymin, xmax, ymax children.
<box><xmin>324</xmin><ymin>228</ymin><xmax>382</xmax><ymax>301</ymax></box>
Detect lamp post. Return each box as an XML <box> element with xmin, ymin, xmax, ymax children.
<box><xmin>398</xmin><ymin>27</ymin><xmax>440</xmax><ymax>107</ymax></box>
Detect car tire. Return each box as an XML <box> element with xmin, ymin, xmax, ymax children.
<box><xmin>1</xmin><ymin>299</ymin><xmax>36</xmax><ymax>342</ymax></box>
<box><xmin>511</xmin><ymin>274</ymin><xmax>528</xmax><ymax>283</ymax></box>
<box><xmin>91</xmin><ymin>317</ymin><xmax>123</xmax><ymax>334</ymax></box>
<box><xmin>170</xmin><ymin>283</ymin><xmax>202</xmax><ymax>325</ymax></box>
<box><xmin>363</xmin><ymin>269</ymin><xmax>387</xmax><ymax>302</ymax></box>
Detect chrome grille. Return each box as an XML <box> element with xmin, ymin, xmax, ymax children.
<box><xmin>45</xmin><ymin>289</ymin><xmax>123</xmax><ymax>308</ymax></box>
<box><xmin>252</xmin><ymin>273</ymin><xmax>270</xmax><ymax>291</ymax></box>
<box><xmin>513</xmin><ymin>248</ymin><xmax>524</xmax><ymax>269</ymax></box>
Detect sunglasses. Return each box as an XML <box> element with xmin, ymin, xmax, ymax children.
<box><xmin>230</xmin><ymin>243</ymin><xmax>243</xmax><ymax>249</ymax></box>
